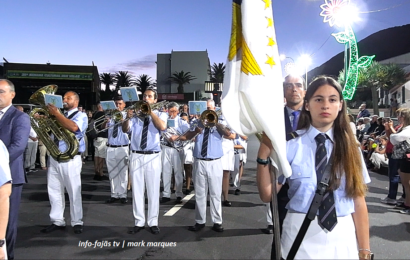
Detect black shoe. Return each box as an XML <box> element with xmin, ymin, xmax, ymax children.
<box><xmin>120</xmin><ymin>198</ymin><xmax>128</xmax><ymax>204</ymax></box>
<box><xmin>176</xmin><ymin>197</ymin><xmax>182</xmax><ymax>204</ymax></box>
<box><xmin>188</xmin><ymin>223</ymin><xmax>205</xmax><ymax>232</ymax></box>
<box><xmin>93</xmin><ymin>175</ymin><xmax>102</xmax><ymax>181</ymax></box>
<box><xmin>262</xmin><ymin>225</ymin><xmax>273</xmax><ymax>234</ymax></box>
<box><xmin>73</xmin><ymin>225</ymin><xmax>83</xmax><ymax>234</ymax></box>
<box><xmin>234</xmin><ymin>189</ymin><xmax>241</xmax><ymax>195</ymax></box>
<box><xmin>184</xmin><ymin>189</ymin><xmax>191</xmax><ymax>195</ymax></box>
<box><xmin>223</xmin><ymin>200</ymin><xmax>232</xmax><ymax>207</ymax></box>
<box><xmin>128</xmin><ymin>226</ymin><xmax>145</xmax><ymax>234</ymax></box>
<box><xmin>150</xmin><ymin>226</ymin><xmax>160</xmax><ymax>234</ymax></box>
<box><xmin>106</xmin><ymin>197</ymin><xmax>119</xmax><ymax>203</ymax></box>
<box><xmin>41</xmin><ymin>224</ymin><xmax>65</xmax><ymax>233</ymax></box>
<box><xmin>161</xmin><ymin>197</ymin><xmax>171</xmax><ymax>203</ymax></box>
<box><xmin>101</xmin><ymin>175</ymin><xmax>109</xmax><ymax>180</ymax></box>
<box><xmin>212</xmin><ymin>223</ymin><xmax>224</xmax><ymax>232</ymax></box>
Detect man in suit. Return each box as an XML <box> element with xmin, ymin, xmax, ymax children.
<box><xmin>0</xmin><ymin>79</ymin><xmax>31</xmax><ymax>260</ymax></box>
<box><xmin>263</xmin><ymin>74</ymin><xmax>306</xmax><ymax>234</ymax></box>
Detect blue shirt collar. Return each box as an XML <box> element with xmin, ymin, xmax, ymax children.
<box><xmin>66</xmin><ymin>107</ymin><xmax>78</xmax><ymax>116</ymax></box>
<box><xmin>306</xmin><ymin>125</ymin><xmax>334</xmax><ymax>144</ymax></box>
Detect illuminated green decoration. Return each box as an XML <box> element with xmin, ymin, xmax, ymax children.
<box><xmin>320</xmin><ymin>0</ymin><xmax>375</xmax><ymax>100</ymax></box>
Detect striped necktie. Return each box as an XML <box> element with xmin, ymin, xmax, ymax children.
<box><xmin>314</xmin><ymin>133</ymin><xmax>337</xmax><ymax>232</ymax></box>
<box><xmin>201</xmin><ymin>128</ymin><xmax>210</xmax><ymax>157</ymax></box>
<box><xmin>113</xmin><ymin>124</ymin><xmax>119</xmax><ymax>138</ymax></box>
<box><xmin>140</xmin><ymin>117</ymin><xmax>150</xmax><ymax>150</ymax></box>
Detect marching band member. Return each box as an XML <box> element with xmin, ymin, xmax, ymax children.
<box><xmin>104</xmin><ymin>95</ymin><xmax>130</xmax><ymax>204</ymax></box>
<box><xmin>232</xmin><ymin>134</ymin><xmax>247</xmax><ymax>195</ymax></box>
<box><xmin>122</xmin><ymin>88</ymin><xmax>167</xmax><ymax>235</ymax></box>
<box><xmin>180</xmin><ymin>112</ymin><xmax>194</xmax><ymax>194</ymax></box>
<box><xmin>221</xmin><ymin>113</ymin><xmax>236</xmax><ymax>206</ymax></box>
<box><xmin>41</xmin><ymin>91</ymin><xmax>88</xmax><ymax>235</ymax></box>
<box><xmin>258</xmin><ymin>76</ymin><xmax>371</xmax><ymax>259</ymax></box>
<box><xmin>179</xmin><ymin>99</ymin><xmax>232</xmax><ymax>233</ymax></box>
<box><xmin>160</xmin><ymin>102</ymin><xmax>189</xmax><ymax>204</ymax></box>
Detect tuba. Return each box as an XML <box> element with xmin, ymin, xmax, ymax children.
<box><xmin>29</xmin><ymin>85</ymin><xmax>79</xmax><ymax>162</ymax></box>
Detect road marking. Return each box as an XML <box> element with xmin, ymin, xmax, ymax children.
<box><xmin>164</xmin><ymin>193</ymin><xmax>195</xmax><ymax>216</ymax></box>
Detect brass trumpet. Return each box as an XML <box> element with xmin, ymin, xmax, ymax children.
<box><xmin>126</xmin><ymin>100</ymin><xmax>170</xmax><ymax>119</ymax></box>
<box><xmin>200</xmin><ymin>109</ymin><xmax>219</xmax><ymax>127</ymax></box>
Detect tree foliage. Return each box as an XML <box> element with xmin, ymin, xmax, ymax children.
<box><xmin>135</xmin><ymin>74</ymin><xmax>154</xmax><ymax>96</ymax></box>
<box><xmin>338</xmin><ymin>62</ymin><xmax>407</xmax><ymax>115</ymax></box>
<box><xmin>209</xmin><ymin>62</ymin><xmax>225</xmax><ymax>83</ymax></box>
<box><xmin>169</xmin><ymin>71</ymin><xmax>197</xmax><ymax>94</ymax></box>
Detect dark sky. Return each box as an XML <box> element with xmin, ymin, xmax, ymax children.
<box><xmin>1</xmin><ymin>0</ymin><xmax>409</xmax><ymax>79</ymax></box>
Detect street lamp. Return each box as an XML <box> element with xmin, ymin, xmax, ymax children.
<box><xmin>298</xmin><ymin>54</ymin><xmax>312</xmax><ymax>85</ymax></box>
<box><xmin>280</xmin><ymin>54</ymin><xmax>297</xmax><ymax>76</ymax></box>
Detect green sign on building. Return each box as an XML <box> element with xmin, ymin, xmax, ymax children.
<box><xmin>7</xmin><ymin>70</ymin><xmax>93</xmax><ymax>80</ymax></box>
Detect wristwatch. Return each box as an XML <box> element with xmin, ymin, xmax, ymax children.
<box><xmin>256</xmin><ymin>157</ymin><xmax>271</xmax><ymax>165</ymax></box>
<box><xmin>358</xmin><ymin>252</ymin><xmax>374</xmax><ymax>260</ymax></box>
<box><xmin>0</xmin><ymin>239</ymin><xmax>5</xmax><ymax>247</ymax></box>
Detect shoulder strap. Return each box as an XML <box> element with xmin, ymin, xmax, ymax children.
<box><xmin>67</xmin><ymin>111</ymin><xmax>79</xmax><ymax>120</ymax></box>
<box><xmin>286</xmin><ymin>156</ymin><xmax>333</xmax><ymax>260</ymax></box>
<box><xmin>286</xmin><ymin>131</ymin><xmax>299</xmax><ymax>141</ymax></box>
<box><xmin>66</xmin><ymin>111</ymin><xmax>83</xmax><ymax>141</ymax></box>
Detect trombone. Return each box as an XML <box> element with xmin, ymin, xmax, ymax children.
<box><xmin>87</xmin><ymin>109</ymin><xmax>124</xmax><ymax>134</ymax></box>
<box><xmin>168</xmin><ymin>109</ymin><xmax>226</xmax><ymax>148</ymax></box>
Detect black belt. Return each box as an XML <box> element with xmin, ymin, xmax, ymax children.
<box><xmin>196</xmin><ymin>157</ymin><xmax>220</xmax><ymax>161</ymax></box>
<box><xmin>132</xmin><ymin>150</ymin><xmax>160</xmax><ymax>154</ymax></box>
<box><xmin>107</xmin><ymin>144</ymin><xmax>129</xmax><ymax>148</ymax></box>
<box><xmin>77</xmin><ymin>152</ymin><xmax>82</xmax><ymax>155</ymax></box>
<box><xmin>162</xmin><ymin>143</ymin><xmax>174</xmax><ymax>148</ymax></box>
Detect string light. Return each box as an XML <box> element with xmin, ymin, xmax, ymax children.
<box><xmin>320</xmin><ymin>0</ymin><xmax>375</xmax><ymax>100</ymax></box>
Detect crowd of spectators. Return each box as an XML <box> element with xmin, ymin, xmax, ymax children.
<box><xmin>355</xmin><ymin>106</ymin><xmax>409</xmax><ymax>214</ymax></box>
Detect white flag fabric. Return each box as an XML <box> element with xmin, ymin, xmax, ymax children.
<box><xmin>222</xmin><ymin>0</ymin><xmax>291</xmax><ymax>178</ymax></box>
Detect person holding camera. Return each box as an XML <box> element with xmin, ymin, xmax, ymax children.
<box><xmin>388</xmin><ymin>108</ymin><xmax>410</xmax><ymax>214</ymax></box>
<box><xmin>368</xmin><ymin>136</ymin><xmax>389</xmax><ymax>171</ymax></box>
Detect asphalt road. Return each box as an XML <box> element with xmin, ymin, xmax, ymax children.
<box><xmin>15</xmin><ymin>135</ymin><xmax>410</xmax><ymax>259</ymax></box>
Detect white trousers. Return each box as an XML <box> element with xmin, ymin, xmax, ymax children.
<box><xmin>106</xmin><ymin>146</ymin><xmax>129</xmax><ymax>198</ymax></box>
<box><xmin>24</xmin><ymin>142</ymin><xmax>38</xmax><ymax>169</ymax></box>
<box><xmin>47</xmin><ymin>155</ymin><xmax>83</xmax><ymax>226</ymax></box>
<box><xmin>193</xmin><ymin>158</ymin><xmax>223</xmax><ymax>224</ymax></box>
<box><xmin>231</xmin><ymin>153</ymin><xmax>242</xmax><ymax>188</ymax></box>
<box><xmin>266</xmin><ymin>203</ymin><xmax>273</xmax><ymax>225</ymax></box>
<box><xmin>161</xmin><ymin>145</ymin><xmax>184</xmax><ymax>198</ymax></box>
<box><xmin>39</xmin><ymin>144</ymin><xmax>47</xmax><ymax>167</ymax></box>
<box><xmin>281</xmin><ymin>213</ymin><xmax>358</xmax><ymax>259</ymax></box>
<box><xmin>130</xmin><ymin>152</ymin><xmax>161</xmax><ymax>227</ymax></box>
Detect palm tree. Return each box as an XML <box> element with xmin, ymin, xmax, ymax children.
<box><xmin>209</xmin><ymin>62</ymin><xmax>225</xmax><ymax>83</ymax></box>
<box><xmin>99</xmin><ymin>72</ymin><xmax>116</xmax><ymax>100</ymax></box>
<box><xmin>339</xmin><ymin>62</ymin><xmax>407</xmax><ymax>115</ymax></box>
<box><xmin>169</xmin><ymin>71</ymin><xmax>197</xmax><ymax>94</ymax></box>
<box><xmin>114</xmin><ymin>71</ymin><xmax>135</xmax><ymax>94</ymax></box>
<box><xmin>135</xmin><ymin>74</ymin><xmax>154</xmax><ymax>96</ymax></box>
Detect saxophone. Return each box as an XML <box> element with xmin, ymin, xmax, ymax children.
<box><xmin>29</xmin><ymin>85</ymin><xmax>79</xmax><ymax>162</ymax></box>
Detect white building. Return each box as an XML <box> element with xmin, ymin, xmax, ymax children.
<box><xmin>377</xmin><ymin>53</ymin><xmax>410</xmax><ymax>111</ymax></box>
<box><xmin>156</xmin><ymin>50</ymin><xmax>211</xmax><ymax>101</ymax></box>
